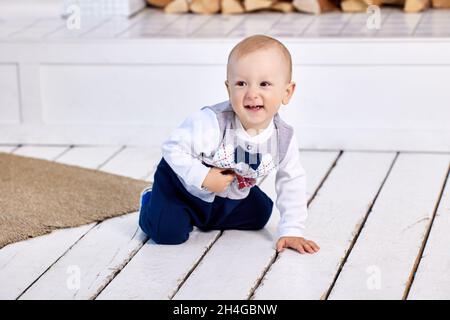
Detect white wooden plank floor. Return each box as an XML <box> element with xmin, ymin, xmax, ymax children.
<box><xmin>254</xmin><ymin>152</ymin><xmax>397</xmax><ymax>300</ymax></box>
<box><xmin>0</xmin><ymin>145</ymin><xmax>448</xmax><ymax>300</ymax></box>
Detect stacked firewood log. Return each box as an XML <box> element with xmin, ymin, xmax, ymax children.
<box><xmin>147</xmin><ymin>0</ymin><xmax>450</xmax><ymax>13</ymax></box>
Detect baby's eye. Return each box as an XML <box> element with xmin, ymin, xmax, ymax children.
<box><xmin>260</xmin><ymin>81</ymin><xmax>271</xmax><ymax>87</ymax></box>
<box><xmin>236</xmin><ymin>81</ymin><xmax>246</xmax><ymax>87</ymax></box>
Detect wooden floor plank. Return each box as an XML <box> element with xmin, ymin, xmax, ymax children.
<box><xmin>0</xmin><ymin>225</ymin><xmax>95</xmax><ymax>300</ymax></box>
<box><xmin>96</xmin><ymin>229</ymin><xmax>221</xmax><ymax>300</ymax></box>
<box><xmin>19</xmin><ymin>213</ymin><xmax>146</xmax><ymax>300</ymax></box>
<box><xmin>328</xmin><ymin>153</ymin><xmax>449</xmax><ymax>300</ymax></box>
<box><xmin>252</xmin><ymin>151</ymin><xmax>396</xmax><ymax>300</ymax></box>
<box><xmin>17</xmin><ymin>147</ymin><xmax>161</xmax><ymax>300</ymax></box>
<box><xmin>0</xmin><ymin>145</ymin><xmax>18</xmax><ymax>153</ymax></box>
<box><xmin>301</xmin><ymin>150</ymin><xmax>340</xmax><ymax>200</ymax></box>
<box><xmin>172</xmin><ymin>151</ymin><xmax>339</xmax><ymax>300</ymax></box>
<box><xmin>100</xmin><ymin>146</ymin><xmax>161</xmax><ymax>181</ymax></box>
<box><xmin>407</xmin><ymin>165</ymin><xmax>450</xmax><ymax>299</ymax></box>
<box><xmin>56</xmin><ymin>146</ymin><xmax>123</xmax><ymax>169</ymax></box>
<box><xmin>12</xmin><ymin>145</ymin><xmax>69</xmax><ymax>161</ymax></box>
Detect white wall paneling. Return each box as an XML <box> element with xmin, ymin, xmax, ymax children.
<box><xmin>0</xmin><ymin>64</ymin><xmax>21</xmax><ymax>124</ymax></box>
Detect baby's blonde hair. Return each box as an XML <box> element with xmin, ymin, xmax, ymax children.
<box><xmin>227</xmin><ymin>34</ymin><xmax>292</xmax><ymax>83</ymax></box>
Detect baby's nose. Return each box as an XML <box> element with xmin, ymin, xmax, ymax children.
<box><xmin>244</xmin><ymin>91</ymin><xmax>260</xmax><ymax>101</ymax></box>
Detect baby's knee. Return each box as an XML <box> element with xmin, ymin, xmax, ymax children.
<box><xmin>152</xmin><ymin>224</ymin><xmax>192</xmax><ymax>245</ymax></box>
<box><xmin>253</xmin><ymin>199</ymin><xmax>273</xmax><ymax>230</ymax></box>
<box><xmin>139</xmin><ymin>209</ymin><xmax>193</xmax><ymax>245</ymax></box>
<box><xmin>140</xmin><ymin>217</ymin><xmax>192</xmax><ymax>245</ymax></box>
<box><xmin>253</xmin><ymin>209</ymin><xmax>272</xmax><ymax>230</ymax></box>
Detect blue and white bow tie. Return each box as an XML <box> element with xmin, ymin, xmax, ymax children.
<box><xmin>234</xmin><ymin>145</ymin><xmax>262</xmax><ymax>170</ymax></box>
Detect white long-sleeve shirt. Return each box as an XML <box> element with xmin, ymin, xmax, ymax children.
<box><xmin>161</xmin><ymin>105</ymin><xmax>308</xmax><ymax>240</ymax></box>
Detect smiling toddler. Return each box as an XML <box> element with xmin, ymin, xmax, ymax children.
<box><xmin>139</xmin><ymin>34</ymin><xmax>320</xmax><ymax>254</ymax></box>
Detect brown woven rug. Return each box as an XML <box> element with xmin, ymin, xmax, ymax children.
<box><xmin>0</xmin><ymin>152</ymin><xmax>150</xmax><ymax>249</ymax></box>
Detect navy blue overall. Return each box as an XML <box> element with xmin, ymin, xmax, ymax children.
<box><xmin>138</xmin><ymin>157</ymin><xmax>273</xmax><ymax>245</ymax></box>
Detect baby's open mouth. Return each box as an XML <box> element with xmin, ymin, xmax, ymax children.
<box><xmin>244</xmin><ymin>105</ymin><xmax>264</xmax><ymax>110</ymax></box>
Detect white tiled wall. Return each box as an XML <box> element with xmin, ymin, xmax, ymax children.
<box><xmin>1</xmin><ymin>7</ymin><xmax>450</xmax><ymax>40</ymax></box>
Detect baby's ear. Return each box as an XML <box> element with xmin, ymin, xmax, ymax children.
<box><xmin>289</xmin><ymin>81</ymin><xmax>296</xmax><ymax>91</ymax></box>
<box><xmin>282</xmin><ymin>81</ymin><xmax>296</xmax><ymax>105</ymax></box>
<box><xmin>225</xmin><ymin>80</ymin><xmax>231</xmax><ymax>96</ymax></box>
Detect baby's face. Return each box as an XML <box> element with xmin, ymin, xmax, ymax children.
<box><xmin>225</xmin><ymin>47</ymin><xmax>295</xmax><ymax>132</ymax></box>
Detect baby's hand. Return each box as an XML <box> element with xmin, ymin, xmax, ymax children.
<box><xmin>276</xmin><ymin>236</ymin><xmax>320</xmax><ymax>254</ymax></box>
<box><xmin>201</xmin><ymin>167</ymin><xmax>235</xmax><ymax>193</ymax></box>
